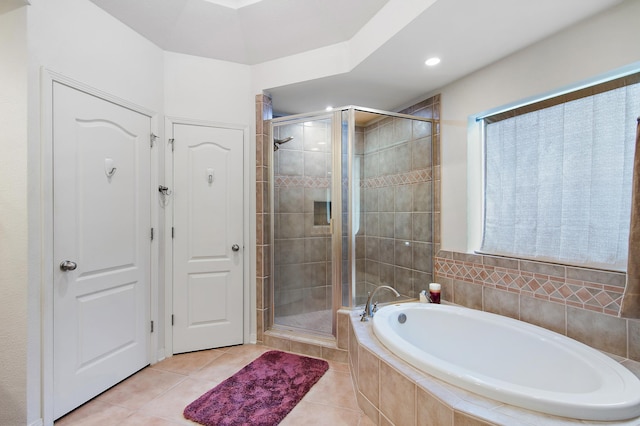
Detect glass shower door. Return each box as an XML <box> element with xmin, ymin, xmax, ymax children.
<box><xmin>272</xmin><ymin>115</ymin><xmax>334</xmax><ymax>335</ymax></box>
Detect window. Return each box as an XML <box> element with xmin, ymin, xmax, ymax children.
<box><xmin>481</xmin><ymin>74</ymin><xmax>640</xmax><ymax>270</ymax></box>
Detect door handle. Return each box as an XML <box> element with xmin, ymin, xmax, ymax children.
<box><xmin>60</xmin><ymin>260</ymin><xmax>78</xmax><ymax>271</ymax></box>
<box><xmin>231</xmin><ymin>244</ymin><xmax>240</xmax><ymax>252</ymax></box>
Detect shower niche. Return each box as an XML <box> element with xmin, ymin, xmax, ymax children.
<box><xmin>270</xmin><ymin>107</ymin><xmax>435</xmax><ymax>337</ymax></box>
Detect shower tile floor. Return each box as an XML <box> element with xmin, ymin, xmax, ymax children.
<box><xmin>54</xmin><ymin>344</ymin><xmax>373</xmax><ymax>426</ymax></box>
<box><xmin>275</xmin><ymin>309</ymin><xmax>332</xmax><ymax>335</ymax></box>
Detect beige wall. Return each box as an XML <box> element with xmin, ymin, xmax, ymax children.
<box><xmin>0</xmin><ymin>5</ymin><xmax>28</xmax><ymax>426</ymax></box>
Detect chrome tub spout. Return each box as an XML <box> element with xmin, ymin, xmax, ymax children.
<box><xmin>360</xmin><ymin>285</ymin><xmax>400</xmax><ymax>321</ymax></box>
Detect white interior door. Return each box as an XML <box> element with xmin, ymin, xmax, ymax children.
<box><xmin>172</xmin><ymin>123</ymin><xmax>244</xmax><ymax>353</ymax></box>
<box><xmin>53</xmin><ymin>82</ymin><xmax>151</xmax><ymax>419</ymax></box>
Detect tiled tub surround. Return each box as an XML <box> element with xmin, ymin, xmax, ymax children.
<box><xmin>434</xmin><ymin>251</ymin><xmax>640</xmax><ymax>363</ymax></box>
<box><xmin>348</xmin><ymin>310</ymin><xmax>640</xmax><ymax>426</ymax></box>
<box><xmin>355</xmin><ymin>116</ymin><xmax>434</xmax><ymax>306</ymax></box>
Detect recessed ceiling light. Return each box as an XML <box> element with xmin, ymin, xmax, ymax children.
<box><xmin>425</xmin><ymin>57</ymin><xmax>441</xmax><ymax>66</ymax></box>
<box><xmin>325</xmin><ymin>106</ymin><xmax>333</xmax><ymax>111</ymax></box>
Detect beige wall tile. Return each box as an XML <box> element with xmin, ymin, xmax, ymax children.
<box><xmin>349</xmin><ymin>322</ymin><xmax>359</xmax><ymax>373</ymax></box>
<box><xmin>256</xmin><ymin>277</ymin><xmax>264</xmax><ymax>310</ymax></box>
<box><xmin>453</xmin><ymin>411</ymin><xmax>495</xmax><ymax>426</ymax></box>
<box><xmin>482</xmin><ymin>255</ymin><xmax>519</xmax><ymax>270</ymax></box>
<box><xmin>417</xmin><ymin>386</ymin><xmax>453</xmax><ymax>426</ymax></box>
<box><xmin>483</xmin><ymin>287</ymin><xmax>519</xmax><ymax>320</ymax></box>
<box><xmin>567</xmin><ymin>307</ymin><xmax>627</xmax><ymax>357</ymax></box>
<box><xmin>452</xmin><ymin>252</ymin><xmax>482</xmax><ymax>263</ymax></box>
<box><xmin>520</xmin><ymin>296</ymin><xmax>566</xmax><ymax>335</ymax></box>
<box><xmin>518</xmin><ymin>260</ymin><xmax>565</xmax><ymax>278</ymax></box>
<box><xmin>379</xmin><ymin>413</ymin><xmax>394</xmax><ymax>426</ymax></box>
<box><xmin>358</xmin><ymin>347</ymin><xmax>380</xmax><ymax>408</ymax></box>
<box><xmin>453</xmin><ymin>280</ymin><xmax>483</xmax><ymax>310</ymax></box>
<box><xmin>622</xmin><ymin>359</ymin><xmax>640</xmax><ymax>379</ymax></box>
<box><xmin>289</xmin><ymin>341</ymin><xmax>323</xmax><ymax>358</ymax></box>
<box><xmin>356</xmin><ymin>391</ymin><xmax>379</xmax><ymax>425</ymax></box>
<box><xmin>322</xmin><ymin>346</ymin><xmax>348</xmax><ymax>363</ymax></box>
<box><xmin>436</xmin><ymin>276</ymin><xmax>453</xmax><ymax>303</ymax></box>
<box><xmin>263</xmin><ymin>334</ymin><xmax>292</xmax><ymax>352</ymax></box>
<box><xmin>256</xmin><ymin>308</ymin><xmax>266</xmax><ymax>342</ymax></box>
<box><xmin>628</xmin><ymin>319</ymin><xmax>640</xmax><ymax>362</ymax></box>
<box><xmin>566</xmin><ymin>266</ymin><xmax>626</xmax><ymax>287</ymax></box>
<box><xmin>337</xmin><ymin>311</ymin><xmax>349</xmax><ymax>350</ymax></box>
<box><xmin>379</xmin><ymin>361</ymin><xmax>416</xmax><ymax>426</ymax></box>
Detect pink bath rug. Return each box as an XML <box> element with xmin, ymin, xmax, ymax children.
<box><xmin>183</xmin><ymin>350</ymin><xmax>329</xmax><ymax>426</ymax></box>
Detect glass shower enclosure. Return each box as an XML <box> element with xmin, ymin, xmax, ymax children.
<box><xmin>270</xmin><ymin>107</ymin><xmax>434</xmax><ymax>337</ymax></box>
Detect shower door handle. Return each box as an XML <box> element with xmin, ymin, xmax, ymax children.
<box><xmin>231</xmin><ymin>244</ymin><xmax>240</xmax><ymax>252</ymax></box>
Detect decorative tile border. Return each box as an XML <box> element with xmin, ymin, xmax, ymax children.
<box><xmin>362</xmin><ymin>168</ymin><xmax>432</xmax><ymax>189</ymax></box>
<box><xmin>274</xmin><ymin>175</ymin><xmax>330</xmax><ymax>189</ymax></box>
<box><xmin>275</xmin><ymin>168</ymin><xmax>432</xmax><ymax>189</ymax></box>
<box><xmin>434</xmin><ymin>256</ymin><xmax>624</xmax><ymax>316</ymax></box>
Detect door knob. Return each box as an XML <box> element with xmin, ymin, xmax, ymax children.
<box><xmin>231</xmin><ymin>244</ymin><xmax>240</xmax><ymax>252</ymax></box>
<box><xmin>60</xmin><ymin>260</ymin><xmax>78</xmax><ymax>271</ymax></box>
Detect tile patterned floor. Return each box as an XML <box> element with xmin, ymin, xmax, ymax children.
<box><xmin>55</xmin><ymin>344</ymin><xmax>374</xmax><ymax>426</ymax></box>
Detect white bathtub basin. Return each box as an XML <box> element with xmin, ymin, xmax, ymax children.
<box><xmin>372</xmin><ymin>302</ymin><xmax>640</xmax><ymax>421</ymax></box>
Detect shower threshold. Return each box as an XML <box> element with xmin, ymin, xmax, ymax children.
<box><xmin>274</xmin><ymin>309</ymin><xmax>332</xmax><ymax>336</ymax></box>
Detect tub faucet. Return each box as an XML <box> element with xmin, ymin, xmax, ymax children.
<box><xmin>360</xmin><ymin>285</ymin><xmax>400</xmax><ymax>321</ymax></box>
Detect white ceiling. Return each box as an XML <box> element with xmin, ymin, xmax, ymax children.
<box><xmin>89</xmin><ymin>0</ymin><xmax>623</xmax><ymax>115</ymax></box>
<box><xmin>88</xmin><ymin>0</ymin><xmax>389</xmax><ymax>64</ymax></box>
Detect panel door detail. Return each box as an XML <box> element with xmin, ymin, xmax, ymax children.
<box><xmin>53</xmin><ymin>82</ymin><xmax>151</xmax><ymax>419</ymax></box>
<box><xmin>172</xmin><ymin>124</ymin><xmax>244</xmax><ymax>353</ymax></box>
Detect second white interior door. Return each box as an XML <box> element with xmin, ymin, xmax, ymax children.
<box><xmin>171</xmin><ymin>123</ymin><xmax>244</xmax><ymax>353</ymax></box>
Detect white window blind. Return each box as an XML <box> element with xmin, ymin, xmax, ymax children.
<box><xmin>482</xmin><ymin>81</ymin><xmax>640</xmax><ymax>269</ymax></box>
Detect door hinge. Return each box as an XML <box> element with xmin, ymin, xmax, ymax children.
<box><xmin>150</xmin><ymin>320</ymin><xmax>154</xmax><ymax>333</ymax></box>
<box><xmin>150</xmin><ymin>133</ymin><xmax>158</xmax><ymax>148</ymax></box>
<box><xmin>171</xmin><ymin>314</ymin><xmax>174</xmax><ymax>326</ymax></box>
<box><xmin>168</xmin><ymin>138</ymin><xmax>175</xmax><ymax>152</ymax></box>
<box><xmin>172</xmin><ymin>227</ymin><xmax>174</xmax><ymax>238</ymax></box>
<box><xmin>151</xmin><ymin>227</ymin><xmax>154</xmax><ymax>241</ymax></box>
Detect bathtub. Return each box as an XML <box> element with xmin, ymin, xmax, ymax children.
<box><xmin>372</xmin><ymin>302</ymin><xmax>640</xmax><ymax>421</ymax></box>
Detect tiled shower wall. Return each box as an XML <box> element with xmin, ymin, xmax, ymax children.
<box><xmin>272</xmin><ymin>120</ymin><xmax>333</xmax><ymax>320</ymax></box>
<box><xmin>355</xmin><ymin>115</ymin><xmax>435</xmax><ymax>305</ymax></box>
